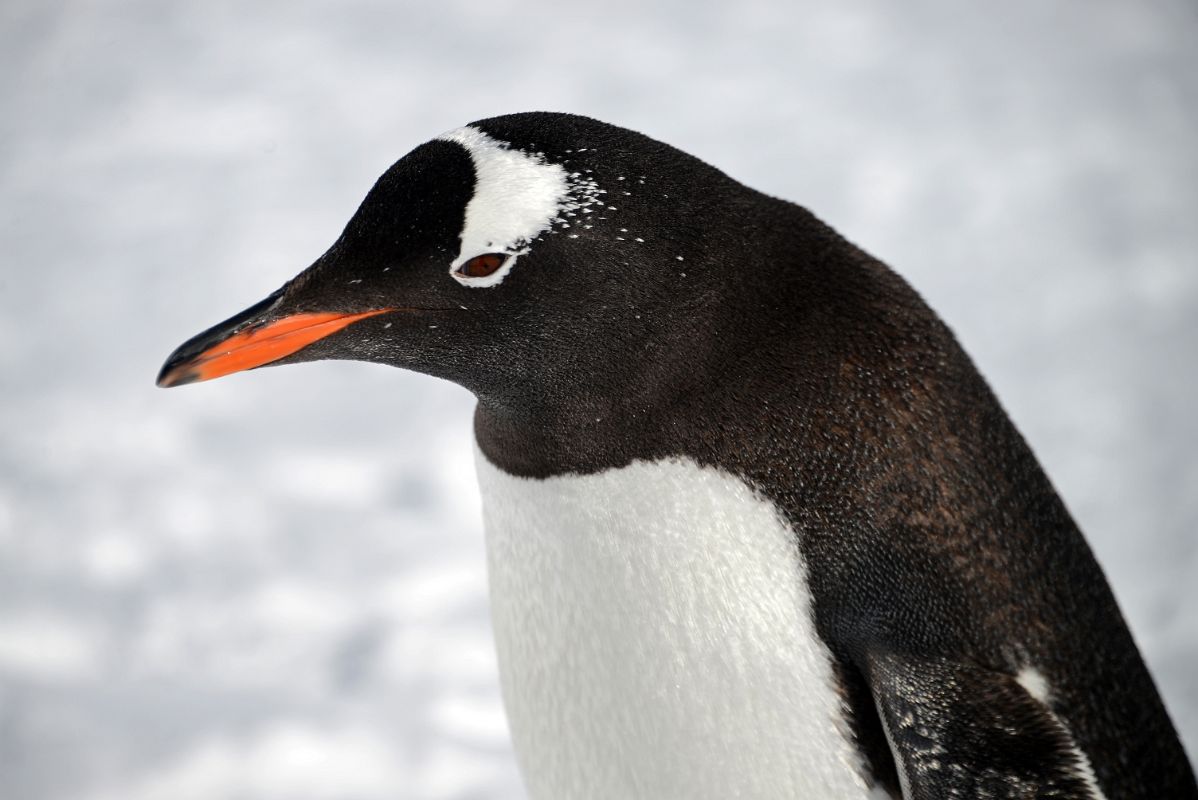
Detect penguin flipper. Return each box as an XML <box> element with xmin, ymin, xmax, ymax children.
<box><xmin>866</xmin><ymin>651</ymin><xmax>1103</xmax><ymax>799</ymax></box>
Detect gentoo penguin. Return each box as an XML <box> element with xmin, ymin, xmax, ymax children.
<box><xmin>157</xmin><ymin>113</ymin><xmax>1196</xmax><ymax>799</ymax></box>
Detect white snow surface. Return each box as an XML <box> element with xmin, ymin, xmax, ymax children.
<box><xmin>1</xmin><ymin>1</ymin><xmax>1195</xmax><ymax>798</ymax></box>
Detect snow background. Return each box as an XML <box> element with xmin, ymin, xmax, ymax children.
<box><xmin>2</xmin><ymin>1</ymin><xmax>1195</xmax><ymax>797</ymax></box>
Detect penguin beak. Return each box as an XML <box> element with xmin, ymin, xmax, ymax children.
<box><xmin>156</xmin><ymin>289</ymin><xmax>392</xmax><ymax>387</ymax></box>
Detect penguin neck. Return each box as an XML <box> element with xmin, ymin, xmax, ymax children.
<box><xmin>473</xmin><ymin>384</ymin><xmax>681</xmax><ymax>478</ymax></box>
<box><xmin>471</xmin><ymin>301</ymin><xmax>735</xmax><ymax>476</ymax></box>
<box><xmin>473</xmin><ymin>197</ymin><xmax>842</xmax><ymax>478</ymax></box>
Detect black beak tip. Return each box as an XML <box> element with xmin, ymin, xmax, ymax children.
<box><xmin>156</xmin><ymin>352</ymin><xmax>198</xmax><ymax>388</ymax></box>
<box><xmin>156</xmin><ymin>364</ymin><xmax>199</xmax><ymax>388</ymax></box>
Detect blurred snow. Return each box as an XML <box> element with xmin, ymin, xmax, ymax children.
<box><xmin>1</xmin><ymin>0</ymin><xmax>1195</xmax><ymax>798</ymax></box>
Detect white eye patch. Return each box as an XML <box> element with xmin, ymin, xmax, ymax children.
<box><xmin>438</xmin><ymin>126</ymin><xmax>599</xmax><ymax>288</ymax></box>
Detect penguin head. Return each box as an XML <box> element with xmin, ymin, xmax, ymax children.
<box><xmin>157</xmin><ymin>112</ymin><xmax>740</xmax><ymax>403</ymax></box>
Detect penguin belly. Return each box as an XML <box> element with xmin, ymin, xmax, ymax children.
<box><xmin>476</xmin><ymin>450</ymin><xmax>884</xmax><ymax>800</ymax></box>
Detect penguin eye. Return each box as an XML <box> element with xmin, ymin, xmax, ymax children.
<box><xmin>457</xmin><ymin>253</ymin><xmax>509</xmax><ymax>278</ymax></box>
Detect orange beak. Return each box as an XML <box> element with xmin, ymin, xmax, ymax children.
<box><xmin>157</xmin><ymin>307</ymin><xmax>392</xmax><ymax>388</ymax></box>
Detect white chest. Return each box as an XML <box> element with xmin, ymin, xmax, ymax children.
<box><xmin>476</xmin><ymin>448</ymin><xmax>881</xmax><ymax>800</ymax></box>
